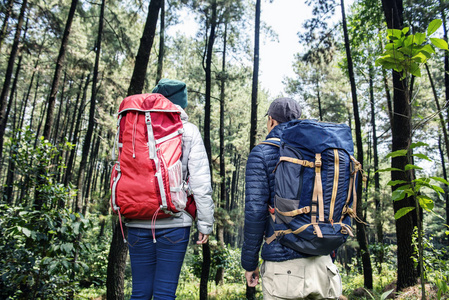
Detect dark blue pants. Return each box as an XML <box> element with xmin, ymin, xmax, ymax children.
<box><xmin>128</xmin><ymin>226</ymin><xmax>190</xmax><ymax>299</ymax></box>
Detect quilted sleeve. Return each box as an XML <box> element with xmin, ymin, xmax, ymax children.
<box><xmin>188</xmin><ymin>124</ymin><xmax>215</xmax><ymax>235</ymax></box>
<box><xmin>241</xmin><ymin>145</ymin><xmax>270</xmax><ymax>271</ymax></box>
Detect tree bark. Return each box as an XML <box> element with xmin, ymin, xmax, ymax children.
<box><xmin>369</xmin><ymin>63</ymin><xmax>383</xmax><ymax>273</ymax></box>
<box><xmin>75</xmin><ymin>0</ymin><xmax>104</xmax><ymax>214</ymax></box>
<box><xmin>0</xmin><ymin>0</ymin><xmax>27</xmax><ymax>168</ymax></box>
<box><xmin>42</xmin><ymin>0</ymin><xmax>78</xmax><ymax>141</ymax></box>
<box><xmin>381</xmin><ymin>0</ymin><xmax>417</xmax><ymax>290</ymax></box>
<box><xmin>156</xmin><ymin>0</ymin><xmax>165</xmax><ymax>84</ymax></box>
<box><xmin>127</xmin><ymin>0</ymin><xmax>162</xmax><ymax>96</ymax></box>
<box><xmin>249</xmin><ymin>0</ymin><xmax>261</xmax><ymax>152</ymax></box>
<box><xmin>425</xmin><ymin>64</ymin><xmax>449</xmax><ymax>164</ymax></box>
<box><xmin>341</xmin><ymin>0</ymin><xmax>373</xmax><ymax>289</ymax></box>
<box><xmin>63</xmin><ymin>74</ymin><xmax>89</xmax><ymax>190</ymax></box>
<box><xmin>203</xmin><ymin>0</ymin><xmax>217</xmax><ymax>170</ymax></box>
<box><xmin>0</xmin><ymin>0</ymin><xmax>14</xmax><ymax>53</ymax></box>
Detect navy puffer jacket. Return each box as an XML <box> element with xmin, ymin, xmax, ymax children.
<box><xmin>241</xmin><ymin>124</ymin><xmax>308</xmax><ymax>272</ymax></box>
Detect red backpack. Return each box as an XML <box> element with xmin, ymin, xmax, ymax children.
<box><xmin>110</xmin><ymin>93</ymin><xmax>188</xmax><ymax>227</ymax></box>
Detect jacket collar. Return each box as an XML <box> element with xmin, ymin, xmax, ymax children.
<box><xmin>266</xmin><ymin>123</ymin><xmax>287</xmax><ymax>140</ymax></box>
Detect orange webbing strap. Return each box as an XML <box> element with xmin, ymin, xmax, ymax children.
<box><xmin>279</xmin><ymin>156</ymin><xmax>315</xmax><ymax>168</ymax></box>
<box><xmin>329</xmin><ymin>149</ymin><xmax>339</xmax><ymax>223</ymax></box>
<box><xmin>259</xmin><ymin>138</ymin><xmax>281</xmax><ymax>148</ymax></box>
<box><xmin>274</xmin><ymin>222</ymin><xmax>352</xmax><ymax>240</ymax></box>
<box><xmin>275</xmin><ymin>206</ymin><xmax>310</xmax><ymax>217</ymax></box>
<box><xmin>312</xmin><ymin>154</ymin><xmax>325</xmax><ymax>222</ymax></box>
<box><xmin>265</xmin><ymin>234</ymin><xmax>277</xmax><ymax>244</ymax></box>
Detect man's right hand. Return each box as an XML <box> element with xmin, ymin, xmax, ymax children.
<box><xmin>245</xmin><ymin>268</ymin><xmax>260</xmax><ymax>287</ymax></box>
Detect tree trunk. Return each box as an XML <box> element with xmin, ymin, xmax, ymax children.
<box><xmin>200</xmin><ymin>242</ymin><xmax>211</xmax><ymax>300</ymax></box>
<box><xmin>0</xmin><ymin>0</ymin><xmax>27</xmax><ymax>167</ymax></box>
<box><xmin>203</xmin><ymin>0</ymin><xmax>217</xmax><ymax>169</ymax></box>
<box><xmin>107</xmin><ymin>221</ymin><xmax>128</xmax><ymax>300</ymax></box>
<box><xmin>156</xmin><ymin>0</ymin><xmax>165</xmax><ymax>84</ymax></box>
<box><xmin>75</xmin><ymin>0</ymin><xmax>104</xmax><ymax>214</ymax></box>
<box><xmin>63</xmin><ymin>74</ymin><xmax>89</xmax><ymax>190</ymax></box>
<box><xmin>425</xmin><ymin>64</ymin><xmax>449</xmax><ymax>164</ymax></box>
<box><xmin>369</xmin><ymin>63</ymin><xmax>383</xmax><ymax>273</ymax></box>
<box><xmin>4</xmin><ymin>52</ymin><xmax>23</xmax><ymax>202</ymax></box>
<box><xmin>438</xmin><ymin>135</ymin><xmax>449</xmax><ymax>245</ymax></box>
<box><xmin>441</xmin><ymin>0</ymin><xmax>449</xmax><ymax>134</ymax></box>
<box><xmin>340</xmin><ymin>0</ymin><xmax>373</xmax><ymax>289</ymax></box>
<box><xmin>0</xmin><ymin>0</ymin><xmax>14</xmax><ymax>53</ymax></box>
<box><xmin>42</xmin><ymin>0</ymin><xmax>78</xmax><ymax>141</ymax></box>
<box><xmin>215</xmin><ymin>22</ymin><xmax>227</xmax><ymax>286</ymax></box>
<box><xmin>35</xmin><ymin>0</ymin><xmax>78</xmax><ymax>210</ymax></box>
<box><xmin>316</xmin><ymin>79</ymin><xmax>323</xmax><ymax>121</ymax></box>
<box><xmin>249</xmin><ymin>0</ymin><xmax>261</xmax><ymax>152</ymax></box>
<box><xmin>381</xmin><ymin>0</ymin><xmax>417</xmax><ymax>290</ymax></box>
<box><xmin>127</xmin><ymin>0</ymin><xmax>162</xmax><ymax>96</ymax></box>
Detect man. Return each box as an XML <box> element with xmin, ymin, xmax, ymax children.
<box><xmin>241</xmin><ymin>97</ymin><xmax>342</xmax><ymax>300</ymax></box>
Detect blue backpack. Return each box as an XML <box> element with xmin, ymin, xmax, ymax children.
<box><xmin>263</xmin><ymin>119</ymin><xmax>365</xmax><ymax>255</ymax></box>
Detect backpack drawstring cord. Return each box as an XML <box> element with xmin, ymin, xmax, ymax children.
<box><xmin>118</xmin><ymin>210</ymin><xmax>127</xmax><ymax>244</ymax></box>
<box><xmin>151</xmin><ymin>207</ymin><xmax>161</xmax><ymax>243</ymax></box>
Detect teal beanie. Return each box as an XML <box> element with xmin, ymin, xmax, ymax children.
<box><xmin>152</xmin><ymin>79</ymin><xmax>188</xmax><ymax>108</ymax></box>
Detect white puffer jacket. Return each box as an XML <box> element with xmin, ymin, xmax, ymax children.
<box><xmin>126</xmin><ymin>107</ymin><xmax>215</xmax><ymax>235</ymax></box>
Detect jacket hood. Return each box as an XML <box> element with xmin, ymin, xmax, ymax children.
<box><xmin>175</xmin><ymin>104</ymin><xmax>189</xmax><ymax>121</ymax></box>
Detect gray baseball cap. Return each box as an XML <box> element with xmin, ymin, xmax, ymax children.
<box><xmin>266</xmin><ymin>97</ymin><xmax>302</xmax><ymax>123</ymax></box>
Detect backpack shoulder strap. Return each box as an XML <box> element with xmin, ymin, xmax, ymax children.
<box><xmin>259</xmin><ymin>137</ymin><xmax>280</xmax><ymax>147</ymax></box>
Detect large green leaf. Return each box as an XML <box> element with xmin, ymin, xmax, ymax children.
<box><xmin>430</xmin><ymin>38</ymin><xmax>448</xmax><ymax>50</ymax></box>
<box><xmin>394</xmin><ymin>207</ymin><xmax>415</xmax><ymax>219</ymax></box>
<box><xmin>430</xmin><ymin>176</ymin><xmax>449</xmax><ymax>186</ymax></box>
<box><xmin>375</xmin><ymin>167</ymin><xmax>403</xmax><ymax>173</ymax></box>
<box><xmin>411</xmin><ymin>153</ymin><xmax>432</xmax><ymax>161</ymax></box>
<box><xmin>385</xmin><ymin>149</ymin><xmax>408</xmax><ymax>159</ymax></box>
<box><xmin>412</xmin><ymin>52</ymin><xmax>428</xmax><ymax>63</ymax></box>
<box><xmin>414</xmin><ymin>32</ymin><xmax>426</xmax><ymax>45</ymax></box>
<box><xmin>387</xmin><ymin>180</ymin><xmax>408</xmax><ymax>186</ymax></box>
<box><xmin>418</xmin><ymin>195</ymin><xmax>434</xmax><ymax>211</ymax></box>
<box><xmin>405</xmin><ymin>164</ymin><xmax>423</xmax><ymax>171</ymax></box>
<box><xmin>410</xmin><ymin>62</ymin><xmax>422</xmax><ymax>77</ymax></box>
<box><xmin>404</xmin><ymin>35</ymin><xmax>414</xmax><ymax>47</ymax></box>
<box><xmin>392</xmin><ymin>189</ymin><xmax>407</xmax><ymax>201</ymax></box>
<box><xmin>410</xmin><ymin>141</ymin><xmax>429</xmax><ymax>149</ymax></box>
<box><xmin>427</xmin><ymin>19</ymin><xmax>442</xmax><ymax>36</ymax></box>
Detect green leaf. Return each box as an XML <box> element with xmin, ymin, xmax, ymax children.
<box><xmin>405</xmin><ymin>164</ymin><xmax>423</xmax><ymax>171</ymax></box>
<box><xmin>22</xmin><ymin>227</ymin><xmax>31</xmax><ymax>238</ymax></box>
<box><xmin>427</xmin><ymin>19</ymin><xmax>442</xmax><ymax>36</ymax></box>
<box><xmin>404</xmin><ymin>35</ymin><xmax>414</xmax><ymax>47</ymax></box>
<box><xmin>392</xmin><ymin>189</ymin><xmax>407</xmax><ymax>201</ymax></box>
<box><xmin>410</xmin><ymin>62</ymin><xmax>422</xmax><ymax>77</ymax></box>
<box><xmin>402</xmin><ymin>27</ymin><xmax>410</xmax><ymax>35</ymax></box>
<box><xmin>375</xmin><ymin>167</ymin><xmax>403</xmax><ymax>173</ymax></box>
<box><xmin>388</xmin><ymin>29</ymin><xmax>403</xmax><ymax>39</ymax></box>
<box><xmin>414</xmin><ymin>32</ymin><xmax>426</xmax><ymax>45</ymax></box>
<box><xmin>411</xmin><ymin>153</ymin><xmax>432</xmax><ymax>161</ymax></box>
<box><xmin>387</xmin><ymin>180</ymin><xmax>408</xmax><ymax>186</ymax></box>
<box><xmin>430</xmin><ymin>176</ymin><xmax>449</xmax><ymax>186</ymax></box>
<box><xmin>430</xmin><ymin>38</ymin><xmax>448</xmax><ymax>50</ymax></box>
<box><xmin>385</xmin><ymin>149</ymin><xmax>408</xmax><ymax>159</ymax></box>
<box><xmin>418</xmin><ymin>195</ymin><xmax>434</xmax><ymax>211</ymax></box>
<box><xmin>394</xmin><ymin>207</ymin><xmax>415</xmax><ymax>219</ymax></box>
<box><xmin>381</xmin><ymin>289</ymin><xmax>395</xmax><ymax>300</ymax></box>
<box><xmin>412</xmin><ymin>52</ymin><xmax>428</xmax><ymax>63</ymax></box>
<box><xmin>430</xmin><ymin>184</ymin><xmax>445</xmax><ymax>193</ymax></box>
<box><xmin>421</xmin><ymin>44</ymin><xmax>435</xmax><ymax>55</ymax></box>
<box><xmin>410</xmin><ymin>142</ymin><xmax>429</xmax><ymax>149</ymax></box>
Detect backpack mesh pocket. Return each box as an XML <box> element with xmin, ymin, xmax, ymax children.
<box><xmin>168</xmin><ymin>160</ymin><xmax>187</xmax><ymax>210</ymax></box>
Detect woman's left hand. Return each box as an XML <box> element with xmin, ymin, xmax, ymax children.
<box><xmin>197</xmin><ymin>233</ymin><xmax>209</xmax><ymax>244</ymax></box>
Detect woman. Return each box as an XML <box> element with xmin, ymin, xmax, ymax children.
<box><xmin>126</xmin><ymin>79</ymin><xmax>214</xmax><ymax>299</ymax></box>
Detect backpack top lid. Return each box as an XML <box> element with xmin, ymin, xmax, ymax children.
<box><xmin>282</xmin><ymin>119</ymin><xmax>354</xmax><ymax>155</ymax></box>
<box><xmin>118</xmin><ymin>93</ymin><xmax>181</xmax><ymax>114</ymax></box>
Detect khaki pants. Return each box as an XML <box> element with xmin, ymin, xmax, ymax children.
<box><xmin>260</xmin><ymin>255</ymin><xmax>342</xmax><ymax>300</ymax></box>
